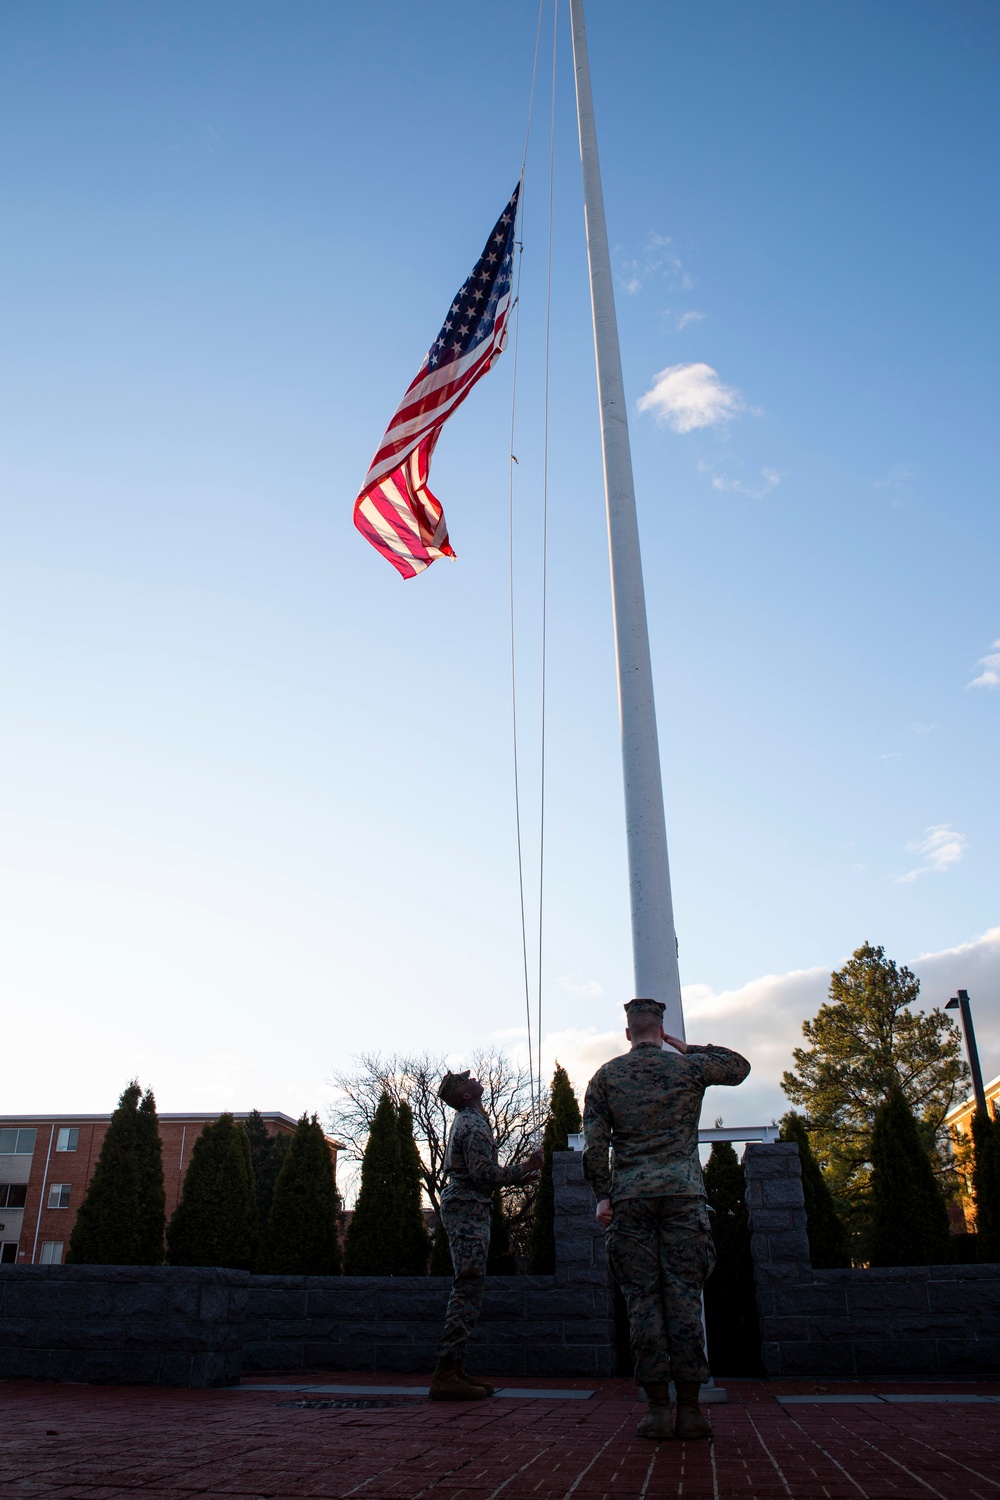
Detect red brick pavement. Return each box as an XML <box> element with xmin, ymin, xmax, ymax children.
<box><xmin>1</xmin><ymin>1374</ymin><xmax>999</xmax><ymax>1500</ymax></box>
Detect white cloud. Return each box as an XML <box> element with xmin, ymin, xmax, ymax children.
<box><xmin>558</xmin><ymin>974</ymin><xmax>604</xmax><ymax>999</ymax></box>
<box><xmin>638</xmin><ymin>363</ymin><xmax>749</xmax><ymax>434</ymax></box>
<box><xmin>880</xmin><ymin>751</ymin><xmax>903</xmax><ymax>761</ymax></box>
<box><xmin>677</xmin><ymin>310</ymin><xmax>705</xmax><ymax>330</ymax></box>
<box><xmin>542</xmin><ymin>967</ymin><xmax>829</xmax><ymax>1129</ymax></box>
<box><xmin>617</xmin><ymin>233</ymin><xmax>692</xmax><ymax>295</ymax></box>
<box><xmin>911</xmin><ymin>721</ymin><xmax>936</xmax><ymax>736</ymax></box>
<box><xmin>704</xmin><ymin>465</ymin><xmax>780</xmax><ymax>499</ymax></box>
<box><xmin>541</xmin><ymin>927</ymin><xmax>1000</xmax><ymax>1129</ymax></box>
<box><xmin>872</xmin><ymin>464</ymin><xmax>915</xmax><ymax>490</ymax></box>
<box><xmin>968</xmin><ymin>639</ymin><xmax>1000</xmax><ymax>689</ymax></box>
<box><xmin>896</xmin><ymin>824</ymin><xmax>968</xmax><ymax>884</ymax></box>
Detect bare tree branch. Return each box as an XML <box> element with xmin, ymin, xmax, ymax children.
<box><xmin>328</xmin><ymin>1049</ymin><xmax>536</xmax><ymax>1212</ymax></box>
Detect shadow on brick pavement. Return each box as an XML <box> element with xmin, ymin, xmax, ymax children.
<box><xmin>2</xmin><ymin>1372</ymin><xmax>999</xmax><ymax>1499</ymax></box>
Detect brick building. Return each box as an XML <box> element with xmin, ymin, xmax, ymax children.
<box><xmin>0</xmin><ymin>1113</ymin><xmax>340</xmax><ymax>1267</ymax></box>
<box><xmin>944</xmin><ymin>1071</ymin><xmax>1000</xmax><ymax>1232</ymax></box>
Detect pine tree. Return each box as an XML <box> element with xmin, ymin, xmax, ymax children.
<box><xmin>397</xmin><ymin>1100</ymin><xmax>431</xmax><ymax>1274</ymax></box>
<box><xmin>343</xmin><ymin>1092</ymin><xmax>402</xmax><ymax>1274</ymax></box>
<box><xmin>780</xmin><ymin>1113</ymin><xmax>851</xmax><ymax>1268</ymax></box>
<box><xmin>528</xmin><ymin>1064</ymin><xmax>582</xmax><ymax>1273</ymax></box>
<box><xmin>68</xmin><ymin>1080</ymin><xmax>166</xmax><ymax>1265</ymax></box>
<box><xmin>869</xmin><ymin>1086</ymin><xmax>952</xmax><ymax>1266</ymax></box>
<box><xmin>243</xmin><ymin>1110</ymin><xmax>292</xmax><ymax>1233</ymax></box>
<box><xmin>166</xmin><ymin>1113</ymin><xmax>257</xmax><ymax>1270</ymax></box>
<box><xmin>702</xmin><ymin>1141</ymin><xmax>761</xmax><ymax>1376</ymax></box>
<box><xmin>782</xmin><ymin>942</ymin><xmax>965</xmax><ymax>1229</ymax></box>
<box><xmin>971</xmin><ymin>1106</ymin><xmax>1000</xmax><ymax>1262</ymax></box>
<box><xmin>258</xmin><ymin>1114</ymin><xmax>342</xmax><ymax>1275</ymax></box>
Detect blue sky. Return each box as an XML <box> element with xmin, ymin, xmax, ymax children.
<box><xmin>2</xmin><ymin>1</ymin><xmax>998</xmax><ymax>1137</ymax></box>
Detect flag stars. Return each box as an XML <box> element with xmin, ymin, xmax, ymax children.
<box><xmin>420</xmin><ymin>188</ymin><xmax>518</xmax><ymax>367</ymax></box>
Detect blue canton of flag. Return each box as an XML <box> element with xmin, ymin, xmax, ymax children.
<box><xmin>426</xmin><ymin>217</ymin><xmax>516</xmax><ymax>371</ymax></box>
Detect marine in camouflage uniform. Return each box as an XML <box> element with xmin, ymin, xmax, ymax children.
<box><xmin>430</xmin><ymin>1070</ymin><xmax>541</xmax><ymax>1400</ymax></box>
<box><xmin>583</xmin><ymin>999</ymin><xmax>749</xmax><ymax>1438</ymax></box>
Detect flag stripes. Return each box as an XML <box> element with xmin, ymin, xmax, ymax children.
<box><xmin>354</xmin><ymin>185</ymin><xmax>519</xmax><ymax>579</ymax></box>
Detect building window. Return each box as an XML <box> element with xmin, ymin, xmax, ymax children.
<box><xmin>0</xmin><ymin>1184</ymin><xmax>28</xmax><ymax>1209</ymax></box>
<box><xmin>47</xmin><ymin>1184</ymin><xmax>72</xmax><ymax>1209</ymax></box>
<box><xmin>0</xmin><ymin>1128</ymin><xmax>37</xmax><ymax>1155</ymax></box>
<box><xmin>39</xmin><ymin>1241</ymin><xmax>64</xmax><ymax>1265</ymax></box>
<box><xmin>56</xmin><ymin>1128</ymin><xmax>79</xmax><ymax>1152</ymax></box>
<box><xmin>1</xmin><ymin>1242</ymin><xmax>18</xmax><ymax>1264</ymax></box>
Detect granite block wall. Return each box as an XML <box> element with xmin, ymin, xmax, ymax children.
<box><xmin>241</xmin><ymin>1152</ymin><xmax>615</xmax><ymax>1377</ymax></box>
<box><xmin>0</xmin><ymin>1265</ymin><xmax>246</xmax><ymax>1387</ymax></box>
<box><xmin>743</xmin><ymin>1141</ymin><xmax>1000</xmax><ymax>1378</ymax></box>
<box><xmin>0</xmin><ymin>1151</ymin><xmax>614</xmax><ymax>1386</ymax></box>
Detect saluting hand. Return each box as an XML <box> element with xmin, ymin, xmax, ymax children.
<box><xmin>663</xmin><ymin>1033</ymin><xmax>688</xmax><ymax>1054</ymax></box>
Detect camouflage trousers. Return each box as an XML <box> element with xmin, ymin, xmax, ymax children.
<box><xmin>436</xmin><ymin>1196</ymin><xmax>490</xmax><ymax>1362</ymax></box>
<box><xmin>607</xmin><ymin>1195</ymin><xmax>715</xmax><ymax>1386</ymax></box>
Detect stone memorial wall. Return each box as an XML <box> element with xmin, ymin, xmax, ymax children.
<box><xmin>0</xmin><ymin>1152</ymin><xmax>613</xmax><ymax>1388</ymax></box>
<box><xmin>743</xmin><ymin>1141</ymin><xmax>1000</xmax><ymax>1379</ymax></box>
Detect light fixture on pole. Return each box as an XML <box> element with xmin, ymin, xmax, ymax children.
<box><xmin>946</xmin><ymin>989</ymin><xmax>988</xmax><ymax>1117</ymax></box>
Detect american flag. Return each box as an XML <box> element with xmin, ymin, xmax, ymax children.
<box><xmin>354</xmin><ymin>185</ymin><xmax>520</xmax><ymax>579</ymax></box>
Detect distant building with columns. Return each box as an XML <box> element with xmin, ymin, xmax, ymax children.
<box><xmin>0</xmin><ymin>1113</ymin><xmax>340</xmax><ymax>1267</ymax></box>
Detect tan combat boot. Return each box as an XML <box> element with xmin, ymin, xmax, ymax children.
<box><xmin>428</xmin><ymin>1357</ymin><xmax>490</xmax><ymax>1400</ymax></box>
<box><xmin>636</xmin><ymin>1381</ymin><xmax>673</xmax><ymax>1440</ymax></box>
<box><xmin>673</xmin><ymin>1381</ymin><xmax>712</xmax><ymax>1440</ymax></box>
<box><xmin>457</xmin><ymin>1360</ymin><xmax>494</xmax><ymax>1396</ymax></box>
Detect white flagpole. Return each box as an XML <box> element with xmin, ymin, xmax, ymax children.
<box><xmin>569</xmin><ymin>0</ymin><xmax>684</xmax><ymax>1038</ymax></box>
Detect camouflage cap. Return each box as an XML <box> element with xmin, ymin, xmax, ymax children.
<box><xmin>624</xmin><ymin>997</ymin><xmax>666</xmax><ymax>1020</ymax></box>
<box><xmin>438</xmin><ymin>1069</ymin><xmax>472</xmax><ymax>1108</ymax></box>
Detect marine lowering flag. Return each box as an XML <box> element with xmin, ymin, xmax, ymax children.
<box><xmin>354</xmin><ymin>184</ymin><xmax>520</xmax><ymax>579</ymax></box>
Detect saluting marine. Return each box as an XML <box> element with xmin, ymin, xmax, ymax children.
<box><xmin>429</xmin><ymin>1069</ymin><xmax>542</xmax><ymax>1401</ymax></box>
<box><xmin>584</xmin><ymin>999</ymin><xmax>750</xmax><ymax>1441</ymax></box>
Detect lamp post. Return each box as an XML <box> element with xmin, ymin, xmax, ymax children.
<box><xmin>947</xmin><ymin>989</ymin><xmax>988</xmax><ymax>1117</ymax></box>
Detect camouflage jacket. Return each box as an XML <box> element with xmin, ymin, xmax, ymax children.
<box><xmin>583</xmin><ymin>1043</ymin><xmax>751</xmax><ymax>1204</ymax></box>
<box><xmin>441</xmin><ymin>1106</ymin><xmax>527</xmax><ymax>1207</ymax></box>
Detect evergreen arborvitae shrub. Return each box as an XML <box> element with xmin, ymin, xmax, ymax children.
<box><xmin>243</xmin><ymin>1109</ymin><xmax>292</xmax><ymax>1233</ymax></box>
<box><xmin>972</xmin><ymin>1105</ymin><xmax>1000</xmax><ymax>1263</ymax></box>
<box><xmin>343</xmin><ymin>1093</ymin><xmax>402</xmax><ymax>1274</ymax></box>
<box><xmin>166</xmin><ymin>1113</ymin><xmax>257</xmax><ymax>1270</ymax></box>
<box><xmin>257</xmin><ymin>1110</ymin><xmax>344</xmax><ymax>1272</ymax></box>
<box><xmin>869</xmin><ymin>1086</ymin><xmax>952</xmax><ymax>1266</ymax></box>
<box><xmin>780</xmin><ymin>1112</ymin><xmax>851</xmax><ymax>1268</ymax></box>
<box><xmin>135</xmin><ymin>1087</ymin><xmax>167</xmax><ymax>1264</ymax></box>
<box><xmin>702</xmin><ymin>1141</ymin><xmax>761</xmax><ymax>1376</ymax></box>
<box><xmin>528</xmin><ymin>1063</ymin><xmax>582</xmax><ymax>1273</ymax></box>
<box><xmin>486</xmin><ymin>1190</ymin><xmax>518</xmax><ymax>1273</ymax></box>
<box><xmin>68</xmin><ymin>1081</ymin><xmax>165</xmax><ymax>1265</ymax></box>
<box><xmin>257</xmin><ymin>1113</ymin><xmax>341</xmax><ymax>1275</ymax></box>
<box><xmin>397</xmin><ymin>1100</ymin><xmax>431</xmax><ymax>1274</ymax></box>
<box><xmin>429</xmin><ymin>1218</ymin><xmax>453</xmax><ymax>1275</ymax></box>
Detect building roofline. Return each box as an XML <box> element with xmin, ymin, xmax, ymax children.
<box><xmin>944</xmin><ymin>1072</ymin><xmax>1000</xmax><ymax>1124</ymax></box>
<box><xmin>0</xmin><ymin>1113</ymin><xmax>343</xmax><ymax>1147</ymax></box>
<box><xmin>0</xmin><ymin>1112</ymin><xmax>298</xmax><ymax>1125</ymax></box>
